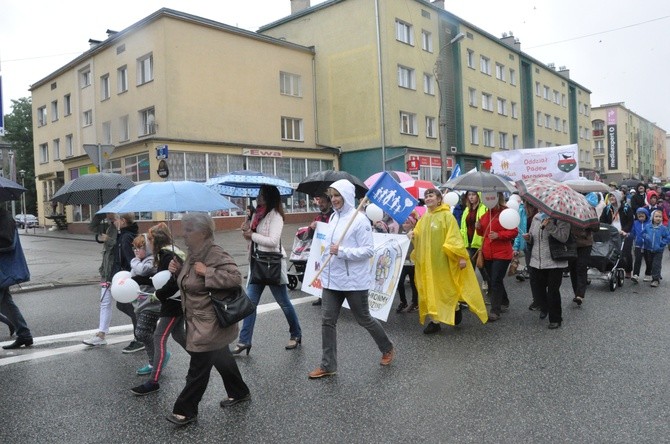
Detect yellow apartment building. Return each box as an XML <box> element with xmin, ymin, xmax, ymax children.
<box><xmin>31</xmin><ymin>9</ymin><xmax>337</xmax><ymax>231</ymax></box>
<box><xmin>261</xmin><ymin>0</ymin><xmax>592</xmax><ymax>181</ymax></box>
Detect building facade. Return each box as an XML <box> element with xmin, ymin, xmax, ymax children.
<box><xmin>30</xmin><ymin>9</ymin><xmax>337</xmax><ymax>230</ymax></box>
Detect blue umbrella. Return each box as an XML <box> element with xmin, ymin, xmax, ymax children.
<box><xmin>206</xmin><ymin>170</ymin><xmax>293</xmax><ymax>197</ymax></box>
<box><xmin>96</xmin><ymin>180</ymin><xmax>238</xmax><ymax>214</ymax></box>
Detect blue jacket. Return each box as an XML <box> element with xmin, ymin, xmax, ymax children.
<box><xmin>641</xmin><ymin>222</ymin><xmax>670</xmax><ymax>252</ymax></box>
<box><xmin>631</xmin><ymin>208</ymin><xmax>650</xmax><ymax>248</ymax></box>
<box><xmin>512</xmin><ymin>202</ymin><xmax>528</xmax><ymax>252</ymax></box>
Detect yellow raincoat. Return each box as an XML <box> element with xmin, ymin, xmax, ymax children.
<box><xmin>411</xmin><ymin>203</ymin><xmax>488</xmax><ymax>325</ymax></box>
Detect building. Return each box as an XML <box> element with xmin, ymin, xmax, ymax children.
<box><xmin>30</xmin><ymin>9</ymin><xmax>337</xmax><ymax>232</ymax></box>
<box><xmin>591</xmin><ymin>103</ymin><xmax>667</xmax><ymax>184</ymax></box>
<box><xmin>260</xmin><ymin>0</ymin><xmax>592</xmax><ymax>181</ymax></box>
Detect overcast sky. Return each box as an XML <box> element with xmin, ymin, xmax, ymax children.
<box><xmin>1</xmin><ymin>0</ymin><xmax>669</xmax><ymax>131</ymax></box>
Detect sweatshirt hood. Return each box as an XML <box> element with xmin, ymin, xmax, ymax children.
<box><xmin>330</xmin><ymin>179</ymin><xmax>355</xmax><ymax>213</ymax></box>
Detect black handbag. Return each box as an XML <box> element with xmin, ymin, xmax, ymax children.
<box><xmin>548</xmin><ymin>233</ymin><xmax>578</xmax><ymax>260</ymax></box>
<box><xmin>210</xmin><ymin>286</ymin><xmax>256</xmax><ymax>328</ymax></box>
<box><xmin>248</xmin><ymin>241</ymin><xmax>283</xmax><ymax>285</ymax></box>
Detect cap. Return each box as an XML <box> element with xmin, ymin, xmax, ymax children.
<box><xmin>609</xmin><ymin>181</ymin><xmax>618</xmax><ymax>187</ymax></box>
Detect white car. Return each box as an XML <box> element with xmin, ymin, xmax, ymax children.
<box><xmin>15</xmin><ymin>214</ymin><xmax>38</xmax><ymax>228</ymax></box>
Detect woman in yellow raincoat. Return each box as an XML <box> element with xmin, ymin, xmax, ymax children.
<box><xmin>410</xmin><ymin>188</ymin><xmax>488</xmax><ymax>334</ymax></box>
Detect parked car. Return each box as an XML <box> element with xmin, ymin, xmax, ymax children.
<box><xmin>15</xmin><ymin>214</ymin><xmax>38</xmax><ymax>228</ymax></box>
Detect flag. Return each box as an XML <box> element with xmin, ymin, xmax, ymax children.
<box><xmin>448</xmin><ymin>164</ymin><xmax>461</xmax><ymax>181</ymax></box>
<box><xmin>366</xmin><ymin>172</ymin><xmax>418</xmax><ymax>224</ymax></box>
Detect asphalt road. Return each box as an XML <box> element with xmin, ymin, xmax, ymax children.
<box><xmin>1</xmin><ymin>235</ymin><xmax>669</xmax><ymax>443</ymax></box>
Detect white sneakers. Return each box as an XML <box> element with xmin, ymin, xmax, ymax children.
<box><xmin>482</xmin><ymin>281</ymin><xmax>489</xmax><ymax>291</ymax></box>
<box><xmin>643</xmin><ymin>276</ymin><xmax>652</xmax><ymax>282</ymax></box>
<box><xmin>83</xmin><ymin>335</ymin><xmax>107</xmax><ymax>346</ymax></box>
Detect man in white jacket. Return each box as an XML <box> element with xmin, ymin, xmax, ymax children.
<box><xmin>308</xmin><ymin>179</ymin><xmax>395</xmax><ymax>379</ymax></box>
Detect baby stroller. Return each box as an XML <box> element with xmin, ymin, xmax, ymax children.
<box><xmin>587</xmin><ymin>223</ymin><xmax>625</xmax><ymax>291</ymax></box>
<box><xmin>287</xmin><ymin>226</ymin><xmax>312</xmax><ymax>290</ymax></box>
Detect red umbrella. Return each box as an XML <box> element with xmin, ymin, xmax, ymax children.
<box><xmin>399</xmin><ymin>179</ymin><xmax>438</xmax><ymax>199</ymax></box>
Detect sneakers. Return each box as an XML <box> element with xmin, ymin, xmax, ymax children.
<box><xmin>643</xmin><ymin>276</ymin><xmax>652</xmax><ymax>282</ymax></box>
<box><xmin>380</xmin><ymin>348</ymin><xmax>395</xmax><ymax>366</ymax></box>
<box><xmin>395</xmin><ymin>302</ymin><xmax>408</xmax><ymax>313</ymax></box>
<box><xmin>136</xmin><ymin>364</ymin><xmax>153</xmax><ymax>376</ymax></box>
<box><xmin>631</xmin><ymin>275</ymin><xmax>639</xmax><ymax>283</ymax></box>
<box><xmin>488</xmin><ymin>312</ymin><xmax>500</xmax><ymax>322</ymax></box>
<box><xmin>83</xmin><ymin>335</ymin><xmax>107</xmax><ymax>346</ymax></box>
<box><xmin>122</xmin><ymin>340</ymin><xmax>145</xmax><ymax>354</ymax></box>
<box><xmin>651</xmin><ymin>280</ymin><xmax>660</xmax><ymax>287</ymax></box>
<box><xmin>481</xmin><ymin>281</ymin><xmax>489</xmax><ymax>292</ymax></box>
<box><xmin>130</xmin><ymin>381</ymin><xmax>160</xmax><ymax>396</ymax></box>
<box><xmin>528</xmin><ymin>302</ymin><xmax>542</xmax><ymax>311</ymax></box>
<box><xmin>423</xmin><ymin>321</ymin><xmax>441</xmax><ymax>334</ymax></box>
<box><xmin>308</xmin><ymin>367</ymin><xmax>336</xmax><ymax>379</ymax></box>
<box><xmin>406</xmin><ymin>303</ymin><xmax>419</xmax><ymax>313</ymax></box>
<box><xmin>573</xmin><ymin>296</ymin><xmax>583</xmax><ymax>306</ymax></box>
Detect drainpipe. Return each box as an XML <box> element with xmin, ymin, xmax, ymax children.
<box><xmin>374</xmin><ymin>0</ymin><xmax>386</xmax><ymax>170</ymax></box>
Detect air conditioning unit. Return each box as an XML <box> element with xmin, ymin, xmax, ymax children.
<box><xmin>449</xmin><ymin>146</ymin><xmax>458</xmax><ymax>153</ymax></box>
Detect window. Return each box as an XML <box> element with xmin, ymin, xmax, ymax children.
<box><xmin>511</xmin><ymin>102</ymin><xmax>518</xmax><ymax>119</ymax></box>
<box><xmin>563</xmin><ymin>119</ymin><xmax>568</xmax><ymax>133</ymax></box>
<box><xmin>468</xmin><ymin>88</ymin><xmax>477</xmax><ymax>107</ymax></box>
<box><xmin>512</xmin><ymin>134</ymin><xmax>519</xmax><ymax>149</ymax></box>
<box><xmin>139</xmin><ymin>107</ymin><xmax>156</xmax><ymax>135</ymax></box>
<box><xmin>535</xmin><ymin>81</ymin><xmax>541</xmax><ymax>96</ymax></box>
<box><xmin>52</xmin><ymin>138</ymin><xmax>60</xmax><ymax>160</ymax></box>
<box><xmin>555</xmin><ymin>117</ymin><xmax>561</xmax><ymax>132</ymax></box>
<box><xmin>595</xmin><ymin>158</ymin><xmax>604</xmax><ymax>171</ymax></box>
<box><xmin>51</xmin><ymin>100</ymin><xmax>59</xmax><ymax>122</ymax></box>
<box><xmin>426</xmin><ymin>116</ymin><xmax>436</xmax><ymax>138</ymax></box>
<box><xmin>39</xmin><ymin>143</ymin><xmax>49</xmax><ymax>163</ymax></box>
<box><xmin>553</xmin><ymin>90</ymin><xmax>560</xmax><ymax>104</ymax></box>
<box><xmin>543</xmin><ymin>86</ymin><xmax>550</xmax><ymax>100</ymax></box>
<box><xmin>509</xmin><ymin>68</ymin><xmax>516</xmax><ymax>85</ymax></box>
<box><xmin>470</xmin><ymin>126</ymin><xmax>479</xmax><ymax>145</ymax></box>
<box><xmin>124</xmin><ymin>153</ymin><xmax>151</xmax><ymax>182</ymax></box>
<box><xmin>65</xmin><ymin>134</ymin><xmax>73</xmax><ymax>157</ymax></box>
<box><xmin>483</xmin><ymin>129</ymin><xmax>494</xmax><ymax>147</ymax></box>
<box><xmin>117</xmin><ymin>66</ymin><xmax>128</xmax><ymax>93</ymax></box>
<box><xmin>280</xmin><ymin>72</ymin><xmax>302</xmax><ymax>97</ymax></box>
<box><xmin>545</xmin><ymin>114</ymin><xmax>551</xmax><ymax>128</ymax></box>
<box><xmin>395</xmin><ymin>20</ymin><xmax>413</xmax><ymax>45</ymax></box>
<box><xmin>102</xmin><ymin>121</ymin><xmax>112</xmax><ymax>144</ymax></box>
<box><xmin>579</xmin><ymin>126</ymin><xmax>583</xmax><ymax>139</ymax></box>
<box><xmin>100</xmin><ymin>74</ymin><xmax>110</xmax><ymax>100</ymax></box>
<box><xmin>497</xmin><ymin>98</ymin><xmax>507</xmax><ymax>116</ymax></box>
<box><xmin>137</xmin><ymin>54</ymin><xmax>153</xmax><ymax>85</ymax></box>
<box><xmin>536</xmin><ymin>111</ymin><xmax>542</xmax><ymax>127</ymax></box>
<box><xmin>281</xmin><ymin>116</ymin><xmax>303</xmax><ymax>141</ymax></box>
<box><xmin>578</xmin><ymin>101</ymin><xmax>583</xmax><ymax>114</ymax></box>
<box><xmin>480</xmin><ymin>56</ymin><xmax>491</xmax><ymax>75</ymax></box>
<box><xmin>80</xmin><ymin>68</ymin><xmax>92</xmax><ymax>88</ymax></box>
<box><xmin>466</xmin><ymin>49</ymin><xmax>475</xmax><ymax>68</ymax></box>
<box><xmin>594</xmin><ymin>139</ymin><xmax>604</xmax><ymax>154</ymax></box>
<box><xmin>119</xmin><ymin>115</ymin><xmax>129</xmax><ymax>142</ymax></box>
<box><xmin>499</xmin><ymin>132</ymin><xmax>508</xmax><ymax>149</ymax></box>
<box><xmin>481</xmin><ymin>93</ymin><xmax>492</xmax><ymax>111</ymax></box>
<box><xmin>423</xmin><ymin>73</ymin><xmax>434</xmax><ymax>95</ymax></box>
<box><xmin>397</xmin><ymin>65</ymin><xmax>416</xmax><ymax>89</ymax></box>
<box><xmin>37</xmin><ymin>106</ymin><xmax>47</xmax><ymax>126</ymax></box>
<box><xmin>421</xmin><ymin>30</ymin><xmax>433</xmax><ymax>52</ymax></box>
<box><xmin>399</xmin><ymin>111</ymin><xmax>417</xmax><ymax>135</ymax></box>
<box><xmin>562</xmin><ymin>94</ymin><xmax>567</xmax><ymax>107</ymax></box>
<box><xmin>83</xmin><ymin>110</ymin><xmax>93</xmax><ymax>127</ymax></box>
<box><xmin>64</xmin><ymin>94</ymin><xmax>71</xmax><ymax>116</ymax></box>
<box><xmin>537</xmin><ymin>140</ymin><xmax>543</xmax><ymax>147</ymax></box>
<box><xmin>495</xmin><ymin>63</ymin><xmax>505</xmax><ymax>81</ymax></box>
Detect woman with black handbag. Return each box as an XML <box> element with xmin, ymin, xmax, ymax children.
<box><xmin>233</xmin><ymin>184</ymin><xmax>302</xmax><ymax>355</ymax></box>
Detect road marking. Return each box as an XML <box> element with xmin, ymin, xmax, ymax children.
<box><xmin>0</xmin><ymin>296</ymin><xmax>318</xmax><ymax>366</ymax></box>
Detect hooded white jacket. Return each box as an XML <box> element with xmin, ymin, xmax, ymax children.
<box><xmin>322</xmin><ymin>179</ymin><xmax>374</xmax><ymax>291</ymax></box>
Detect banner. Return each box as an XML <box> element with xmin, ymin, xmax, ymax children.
<box><xmin>607</xmin><ymin>108</ymin><xmax>618</xmax><ymax>170</ymax></box>
<box><xmin>366</xmin><ymin>171</ymin><xmax>418</xmax><ymax>224</ymax></box>
<box><xmin>491</xmin><ymin>144</ymin><xmax>579</xmax><ymax>182</ymax></box>
<box><xmin>302</xmin><ymin>222</ymin><xmax>410</xmax><ymax>322</ymax></box>
<box><xmin>448</xmin><ymin>163</ymin><xmax>461</xmax><ymax>181</ymax></box>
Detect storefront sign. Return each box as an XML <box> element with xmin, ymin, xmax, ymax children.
<box><xmin>242</xmin><ymin>148</ymin><xmax>282</xmax><ymax>157</ymax></box>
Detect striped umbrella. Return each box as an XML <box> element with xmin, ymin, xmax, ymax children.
<box><xmin>206</xmin><ymin>170</ymin><xmax>293</xmax><ymax>197</ymax></box>
<box><xmin>51</xmin><ymin>173</ymin><xmax>135</xmax><ymax>206</ymax></box>
<box><xmin>0</xmin><ymin>177</ymin><xmax>27</xmax><ymax>202</ymax></box>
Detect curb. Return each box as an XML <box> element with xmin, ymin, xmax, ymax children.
<box><xmin>12</xmin><ymin>280</ymin><xmax>99</xmax><ymax>294</ymax></box>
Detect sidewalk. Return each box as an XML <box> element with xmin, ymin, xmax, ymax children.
<box><xmin>14</xmin><ymin>222</ymin><xmax>308</xmax><ymax>292</ymax></box>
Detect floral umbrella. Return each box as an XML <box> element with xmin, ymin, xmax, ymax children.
<box><xmin>516</xmin><ymin>177</ymin><xmax>599</xmax><ymax>229</ymax></box>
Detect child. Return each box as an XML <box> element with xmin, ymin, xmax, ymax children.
<box><xmin>130</xmin><ymin>234</ymin><xmax>160</xmax><ymax>376</ymax></box>
<box><xmin>630</xmin><ymin>208</ymin><xmax>651</xmax><ymax>283</ymax></box>
<box><xmin>396</xmin><ymin>213</ymin><xmax>419</xmax><ymax>313</ymax></box>
<box><xmin>640</xmin><ymin>210</ymin><xmax>670</xmax><ymax>287</ymax></box>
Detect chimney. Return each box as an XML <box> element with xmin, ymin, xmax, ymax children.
<box><xmin>106</xmin><ymin>29</ymin><xmax>118</xmax><ymax>38</ymax></box>
<box><xmin>500</xmin><ymin>33</ymin><xmax>516</xmax><ymax>48</ymax></box>
<box><xmin>290</xmin><ymin>0</ymin><xmax>311</xmax><ymax>14</ymax></box>
<box><xmin>432</xmin><ymin>0</ymin><xmax>445</xmax><ymax>9</ymax></box>
<box><xmin>558</xmin><ymin>66</ymin><xmax>570</xmax><ymax>78</ymax></box>
<box><xmin>88</xmin><ymin>39</ymin><xmax>102</xmax><ymax>48</ymax></box>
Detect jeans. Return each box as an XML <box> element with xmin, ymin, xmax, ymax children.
<box><xmin>568</xmin><ymin>246</ymin><xmax>592</xmax><ymax>298</ymax></box>
<box><xmin>150</xmin><ymin>315</ymin><xmax>186</xmax><ymax>383</ymax></box>
<box><xmin>98</xmin><ymin>284</ymin><xmax>113</xmax><ymax>334</ymax></box>
<box><xmin>397</xmin><ymin>265</ymin><xmax>418</xmax><ymax>306</ymax></box>
<box><xmin>320</xmin><ymin>288</ymin><xmax>393</xmax><ymax>372</ymax></box>
<box><xmin>238</xmin><ymin>283</ymin><xmax>301</xmax><ymax>345</ymax></box>
<box><xmin>529</xmin><ymin>267</ymin><xmax>564</xmax><ymax>324</ymax></box>
<box><xmin>633</xmin><ymin>247</ymin><xmax>652</xmax><ymax>278</ymax></box>
<box><xmin>0</xmin><ymin>287</ymin><xmax>31</xmax><ymax>339</ymax></box>
<box><xmin>484</xmin><ymin>259</ymin><xmax>511</xmax><ymax>314</ymax></box>
<box><xmin>649</xmin><ymin>250</ymin><xmax>664</xmax><ymax>281</ymax></box>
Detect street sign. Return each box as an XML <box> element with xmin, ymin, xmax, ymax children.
<box><xmin>83</xmin><ymin>144</ymin><xmax>115</xmax><ymax>171</ymax></box>
<box><xmin>157</xmin><ymin>159</ymin><xmax>169</xmax><ymax>178</ymax></box>
<box><xmin>156</xmin><ymin>144</ymin><xmax>168</xmax><ymax>160</ymax></box>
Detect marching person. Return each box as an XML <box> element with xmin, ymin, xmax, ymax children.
<box><xmin>308</xmin><ymin>179</ymin><xmax>395</xmax><ymax>379</ymax></box>
<box><xmin>309</xmin><ymin>193</ymin><xmax>334</xmax><ymax>306</ymax></box>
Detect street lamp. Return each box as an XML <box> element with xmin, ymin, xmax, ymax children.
<box><xmin>19</xmin><ymin>170</ymin><xmax>27</xmax><ymax>232</ymax></box>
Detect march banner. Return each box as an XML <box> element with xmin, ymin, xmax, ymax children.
<box><xmin>302</xmin><ymin>222</ymin><xmax>410</xmax><ymax>322</ymax></box>
<box><xmin>366</xmin><ymin>171</ymin><xmax>418</xmax><ymax>224</ymax></box>
<box><xmin>491</xmin><ymin>144</ymin><xmax>580</xmax><ymax>182</ymax></box>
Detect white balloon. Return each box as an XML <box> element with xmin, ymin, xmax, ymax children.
<box><xmin>509</xmin><ymin>194</ymin><xmax>522</xmax><ymax>203</ymax></box>
<box><xmin>481</xmin><ymin>191</ymin><xmax>498</xmax><ymax>209</ymax></box>
<box><xmin>111</xmin><ymin>277</ymin><xmax>140</xmax><ymax>303</ymax></box>
<box><xmin>499</xmin><ymin>208</ymin><xmax>521</xmax><ymax>230</ymax></box>
<box><xmin>505</xmin><ymin>199</ymin><xmax>520</xmax><ymax>211</ymax></box>
<box><xmin>444</xmin><ymin>192</ymin><xmax>459</xmax><ymax>207</ymax></box>
<box><xmin>111</xmin><ymin>271</ymin><xmax>131</xmax><ymax>286</ymax></box>
<box><xmin>365</xmin><ymin>204</ymin><xmax>384</xmax><ymax>223</ymax></box>
<box><xmin>151</xmin><ymin>270</ymin><xmax>172</xmax><ymax>290</ymax></box>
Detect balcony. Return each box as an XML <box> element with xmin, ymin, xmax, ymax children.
<box><xmin>593</xmin><ymin>129</ymin><xmax>604</xmax><ymax>137</ymax></box>
<box><xmin>593</xmin><ymin>148</ymin><xmax>605</xmax><ymax>156</ymax></box>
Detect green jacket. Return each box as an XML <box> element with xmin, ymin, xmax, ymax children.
<box><xmin>460</xmin><ymin>203</ymin><xmax>487</xmax><ymax>249</ymax></box>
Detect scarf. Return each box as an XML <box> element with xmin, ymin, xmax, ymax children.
<box><xmin>251</xmin><ymin>205</ymin><xmax>267</xmax><ymax>232</ymax></box>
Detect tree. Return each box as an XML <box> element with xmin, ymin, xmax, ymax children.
<box><xmin>3</xmin><ymin>97</ymin><xmax>35</xmax><ymax>214</ymax></box>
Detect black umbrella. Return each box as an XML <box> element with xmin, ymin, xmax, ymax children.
<box><xmin>620</xmin><ymin>179</ymin><xmax>642</xmax><ymax>188</ymax></box>
<box><xmin>51</xmin><ymin>173</ymin><xmax>136</xmax><ymax>206</ymax></box>
<box><xmin>0</xmin><ymin>176</ymin><xmax>27</xmax><ymax>202</ymax></box>
<box><xmin>296</xmin><ymin>170</ymin><xmax>368</xmax><ymax>199</ymax></box>
<box><xmin>442</xmin><ymin>170</ymin><xmax>516</xmax><ymax>193</ymax></box>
